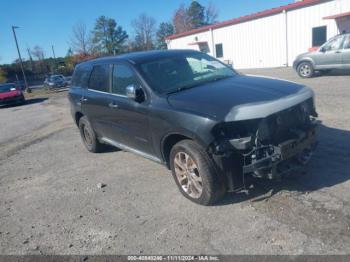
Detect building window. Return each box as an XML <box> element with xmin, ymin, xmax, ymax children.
<box><xmin>312</xmin><ymin>26</ymin><xmax>327</xmax><ymax>47</ymax></box>
<box><xmin>215</xmin><ymin>44</ymin><xmax>223</xmax><ymax>58</ymax></box>
<box><xmin>198</xmin><ymin>42</ymin><xmax>210</xmax><ymax>53</ymax></box>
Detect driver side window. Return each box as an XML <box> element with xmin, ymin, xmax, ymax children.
<box><xmin>112</xmin><ymin>64</ymin><xmax>139</xmax><ymax>96</ymax></box>
<box><xmin>322</xmin><ymin>36</ymin><xmax>344</xmax><ymax>51</ymax></box>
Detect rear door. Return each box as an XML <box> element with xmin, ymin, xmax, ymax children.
<box><xmin>314</xmin><ymin>35</ymin><xmax>344</xmax><ymax>69</ymax></box>
<box><xmin>342</xmin><ymin>34</ymin><xmax>350</xmax><ymax>69</ymax></box>
<box><xmin>81</xmin><ymin>63</ymin><xmax>112</xmax><ymax>138</ymax></box>
<box><xmin>104</xmin><ymin>63</ymin><xmax>153</xmax><ymax>155</ymax></box>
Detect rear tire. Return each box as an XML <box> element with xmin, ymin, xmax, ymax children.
<box><xmin>297</xmin><ymin>62</ymin><xmax>314</xmax><ymax>78</ymax></box>
<box><xmin>78</xmin><ymin>116</ymin><xmax>105</xmax><ymax>153</ymax></box>
<box><xmin>169</xmin><ymin>140</ymin><xmax>226</xmax><ymax>205</ymax></box>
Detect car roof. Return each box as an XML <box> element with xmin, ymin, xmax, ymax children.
<box><xmin>80</xmin><ymin>49</ymin><xmax>200</xmax><ymax>66</ymax></box>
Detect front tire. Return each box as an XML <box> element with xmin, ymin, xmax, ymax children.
<box><xmin>169</xmin><ymin>140</ymin><xmax>225</xmax><ymax>205</ymax></box>
<box><xmin>297</xmin><ymin>62</ymin><xmax>314</xmax><ymax>78</ymax></box>
<box><xmin>78</xmin><ymin>116</ymin><xmax>105</xmax><ymax>153</ymax></box>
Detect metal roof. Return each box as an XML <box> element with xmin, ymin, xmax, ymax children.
<box><xmin>323</xmin><ymin>11</ymin><xmax>350</xmax><ymax>19</ymax></box>
<box><xmin>166</xmin><ymin>0</ymin><xmax>329</xmax><ymax>41</ymax></box>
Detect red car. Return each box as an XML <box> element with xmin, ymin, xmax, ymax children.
<box><xmin>0</xmin><ymin>83</ymin><xmax>25</xmax><ymax>106</ymax></box>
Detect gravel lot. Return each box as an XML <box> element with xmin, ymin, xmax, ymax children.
<box><xmin>1</xmin><ymin>68</ymin><xmax>350</xmax><ymax>255</ymax></box>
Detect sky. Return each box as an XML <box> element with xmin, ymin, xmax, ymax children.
<box><xmin>0</xmin><ymin>0</ymin><xmax>292</xmax><ymax>64</ymax></box>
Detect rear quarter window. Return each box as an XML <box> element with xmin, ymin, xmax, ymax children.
<box><xmin>71</xmin><ymin>63</ymin><xmax>92</xmax><ymax>88</ymax></box>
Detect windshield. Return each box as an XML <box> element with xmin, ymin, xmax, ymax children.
<box><xmin>138</xmin><ymin>52</ymin><xmax>236</xmax><ymax>94</ymax></box>
<box><xmin>0</xmin><ymin>84</ymin><xmax>16</xmax><ymax>93</ymax></box>
<box><xmin>52</xmin><ymin>76</ymin><xmax>62</xmax><ymax>81</ymax></box>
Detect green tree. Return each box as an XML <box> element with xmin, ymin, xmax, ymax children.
<box><xmin>0</xmin><ymin>68</ymin><xmax>7</xmax><ymax>83</ymax></box>
<box><xmin>187</xmin><ymin>1</ymin><xmax>206</xmax><ymax>29</ymax></box>
<box><xmin>156</xmin><ymin>22</ymin><xmax>174</xmax><ymax>49</ymax></box>
<box><xmin>66</xmin><ymin>48</ymin><xmax>73</xmax><ymax>57</ymax></box>
<box><xmin>92</xmin><ymin>16</ymin><xmax>128</xmax><ymax>55</ymax></box>
<box><xmin>172</xmin><ymin>1</ymin><xmax>218</xmax><ymax>33</ymax></box>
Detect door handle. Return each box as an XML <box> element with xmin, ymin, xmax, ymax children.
<box><xmin>80</xmin><ymin>97</ymin><xmax>88</xmax><ymax>102</ymax></box>
<box><xmin>335</xmin><ymin>51</ymin><xmax>342</xmax><ymax>54</ymax></box>
<box><xmin>108</xmin><ymin>102</ymin><xmax>119</xmax><ymax>109</ymax></box>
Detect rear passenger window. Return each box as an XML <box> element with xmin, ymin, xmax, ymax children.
<box><xmin>112</xmin><ymin>64</ymin><xmax>139</xmax><ymax>96</ymax></box>
<box><xmin>89</xmin><ymin>64</ymin><xmax>110</xmax><ymax>92</ymax></box>
<box><xmin>71</xmin><ymin>64</ymin><xmax>92</xmax><ymax>88</ymax></box>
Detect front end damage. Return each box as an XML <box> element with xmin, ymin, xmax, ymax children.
<box><xmin>210</xmin><ymin>97</ymin><xmax>318</xmax><ymax>192</ymax></box>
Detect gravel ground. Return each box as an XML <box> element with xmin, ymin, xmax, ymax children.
<box><xmin>0</xmin><ymin>68</ymin><xmax>350</xmax><ymax>255</ymax></box>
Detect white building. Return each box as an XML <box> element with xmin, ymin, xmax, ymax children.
<box><xmin>166</xmin><ymin>0</ymin><xmax>350</xmax><ymax>69</ymax></box>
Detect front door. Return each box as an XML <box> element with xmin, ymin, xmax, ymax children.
<box><xmin>314</xmin><ymin>35</ymin><xmax>345</xmax><ymax>69</ymax></box>
<box><xmin>104</xmin><ymin>63</ymin><xmax>153</xmax><ymax>155</ymax></box>
<box><xmin>342</xmin><ymin>34</ymin><xmax>350</xmax><ymax>69</ymax></box>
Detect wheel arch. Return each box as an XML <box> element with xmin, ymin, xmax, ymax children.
<box><xmin>161</xmin><ymin>131</ymin><xmax>208</xmax><ymax>169</ymax></box>
<box><xmin>75</xmin><ymin>111</ymin><xmax>84</xmax><ymax>126</ymax></box>
<box><xmin>296</xmin><ymin>58</ymin><xmax>315</xmax><ymax>70</ymax></box>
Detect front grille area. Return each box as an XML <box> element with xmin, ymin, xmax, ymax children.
<box><xmin>258</xmin><ymin>98</ymin><xmax>314</xmax><ymax>145</ymax></box>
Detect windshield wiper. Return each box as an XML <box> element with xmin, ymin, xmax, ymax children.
<box><xmin>167</xmin><ymin>83</ymin><xmax>203</xmax><ymax>95</ymax></box>
<box><xmin>166</xmin><ymin>75</ymin><xmax>233</xmax><ymax>95</ymax></box>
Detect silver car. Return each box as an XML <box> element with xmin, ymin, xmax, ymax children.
<box><xmin>43</xmin><ymin>75</ymin><xmax>68</xmax><ymax>89</ymax></box>
<box><xmin>293</xmin><ymin>33</ymin><xmax>350</xmax><ymax>78</ymax></box>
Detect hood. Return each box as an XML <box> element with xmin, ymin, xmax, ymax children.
<box><xmin>296</xmin><ymin>51</ymin><xmax>313</xmax><ymax>59</ymax></box>
<box><xmin>167</xmin><ymin>75</ymin><xmax>314</xmax><ymax>121</ymax></box>
<box><xmin>0</xmin><ymin>90</ymin><xmax>21</xmax><ymax>99</ymax></box>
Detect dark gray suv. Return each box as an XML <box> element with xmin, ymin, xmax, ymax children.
<box><xmin>69</xmin><ymin>50</ymin><xmax>318</xmax><ymax>205</ymax></box>
<box><xmin>293</xmin><ymin>33</ymin><xmax>350</xmax><ymax>78</ymax></box>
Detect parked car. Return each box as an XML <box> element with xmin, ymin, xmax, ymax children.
<box><xmin>14</xmin><ymin>80</ymin><xmax>26</xmax><ymax>91</ymax></box>
<box><xmin>44</xmin><ymin>75</ymin><xmax>67</xmax><ymax>89</ymax></box>
<box><xmin>69</xmin><ymin>50</ymin><xmax>318</xmax><ymax>205</ymax></box>
<box><xmin>0</xmin><ymin>83</ymin><xmax>25</xmax><ymax>106</ymax></box>
<box><xmin>65</xmin><ymin>76</ymin><xmax>72</xmax><ymax>86</ymax></box>
<box><xmin>293</xmin><ymin>33</ymin><xmax>350</xmax><ymax>78</ymax></box>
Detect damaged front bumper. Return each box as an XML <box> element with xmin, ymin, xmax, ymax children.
<box><xmin>242</xmin><ymin>125</ymin><xmax>318</xmax><ymax>179</ymax></box>
<box><xmin>210</xmin><ymin>120</ymin><xmax>319</xmax><ymax>192</ymax></box>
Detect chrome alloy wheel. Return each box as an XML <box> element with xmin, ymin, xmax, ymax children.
<box><xmin>299</xmin><ymin>64</ymin><xmax>311</xmax><ymax>77</ymax></box>
<box><xmin>83</xmin><ymin>125</ymin><xmax>93</xmax><ymax>146</ymax></box>
<box><xmin>174</xmin><ymin>152</ymin><xmax>203</xmax><ymax>199</ymax></box>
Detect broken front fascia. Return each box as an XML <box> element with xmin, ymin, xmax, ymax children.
<box><xmin>211</xmin><ymin>86</ymin><xmax>318</xmax><ymax>180</ymax></box>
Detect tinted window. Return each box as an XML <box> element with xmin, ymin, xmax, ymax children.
<box><xmin>312</xmin><ymin>26</ymin><xmax>327</xmax><ymax>46</ymax></box>
<box><xmin>215</xmin><ymin>44</ymin><xmax>223</xmax><ymax>58</ymax></box>
<box><xmin>89</xmin><ymin>64</ymin><xmax>110</xmax><ymax>92</ymax></box>
<box><xmin>112</xmin><ymin>64</ymin><xmax>139</xmax><ymax>96</ymax></box>
<box><xmin>71</xmin><ymin>64</ymin><xmax>92</xmax><ymax>87</ymax></box>
<box><xmin>343</xmin><ymin>35</ymin><xmax>350</xmax><ymax>49</ymax></box>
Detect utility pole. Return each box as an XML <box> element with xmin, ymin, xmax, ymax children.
<box><xmin>51</xmin><ymin>45</ymin><xmax>57</xmax><ymax>73</ymax></box>
<box><xmin>12</xmin><ymin>26</ymin><xmax>31</xmax><ymax>93</ymax></box>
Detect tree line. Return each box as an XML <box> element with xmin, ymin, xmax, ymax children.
<box><xmin>0</xmin><ymin>1</ymin><xmax>218</xmax><ymax>83</ymax></box>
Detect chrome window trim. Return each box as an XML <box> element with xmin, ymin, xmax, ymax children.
<box><xmin>86</xmin><ymin>88</ymin><xmax>128</xmax><ymax>98</ymax></box>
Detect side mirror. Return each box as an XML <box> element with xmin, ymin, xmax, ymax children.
<box><xmin>126</xmin><ymin>85</ymin><xmax>145</xmax><ymax>102</ymax></box>
<box><xmin>319</xmin><ymin>47</ymin><xmax>326</xmax><ymax>53</ymax></box>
